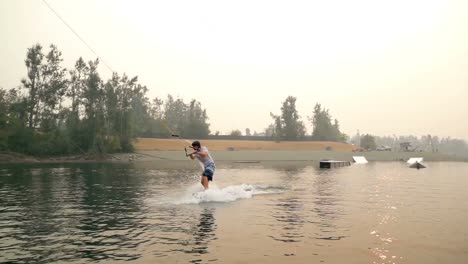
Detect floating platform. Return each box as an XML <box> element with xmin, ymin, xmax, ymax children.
<box><xmin>407</xmin><ymin>157</ymin><xmax>426</xmax><ymax>169</ymax></box>
<box><xmin>409</xmin><ymin>161</ymin><xmax>426</xmax><ymax>169</ymax></box>
<box><xmin>407</xmin><ymin>157</ymin><xmax>423</xmax><ymax>164</ymax></box>
<box><xmin>319</xmin><ymin>160</ymin><xmax>351</xmax><ymax>169</ymax></box>
<box><xmin>352</xmin><ymin>156</ymin><xmax>368</xmax><ymax>164</ymax></box>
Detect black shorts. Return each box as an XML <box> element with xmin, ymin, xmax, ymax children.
<box><xmin>202</xmin><ymin>164</ymin><xmax>215</xmax><ymax>181</ymax></box>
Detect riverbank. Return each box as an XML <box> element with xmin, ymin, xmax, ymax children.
<box><xmin>133</xmin><ymin>138</ymin><xmax>466</xmax><ymax>162</ymax></box>
<box><xmin>0</xmin><ymin>151</ymin><xmax>114</xmax><ymax>163</ymax></box>
<box><xmin>133</xmin><ymin>138</ymin><xmax>358</xmax><ymax>151</ymax></box>
<box><xmin>131</xmin><ymin>149</ymin><xmax>467</xmax><ymax>162</ymax></box>
<box><xmin>2</xmin><ymin>150</ymin><xmax>465</xmax><ymax>164</ymax></box>
<box><xmin>1</xmin><ymin>138</ymin><xmax>466</xmax><ymax>163</ymax></box>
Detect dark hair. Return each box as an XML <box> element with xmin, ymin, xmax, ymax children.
<box><xmin>191</xmin><ymin>140</ymin><xmax>201</xmax><ymax>147</ymax></box>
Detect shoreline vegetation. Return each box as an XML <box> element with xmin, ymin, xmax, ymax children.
<box><xmin>1</xmin><ymin>138</ymin><xmax>466</xmax><ymax>164</ymax></box>
<box><xmin>3</xmin><ymin>44</ymin><xmax>467</xmax><ymax>164</ymax></box>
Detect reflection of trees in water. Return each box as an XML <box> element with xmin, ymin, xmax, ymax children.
<box><xmin>310</xmin><ymin>169</ymin><xmax>347</xmax><ymax>241</ymax></box>
<box><xmin>278</xmin><ymin>165</ymin><xmax>307</xmax><ymax>179</ymax></box>
<box><xmin>269</xmin><ymin>168</ymin><xmax>306</xmax><ymax>243</ymax></box>
<box><xmin>185</xmin><ymin>207</ymin><xmax>217</xmax><ymax>256</ymax></box>
<box><xmin>0</xmin><ymin>164</ymin><xmax>149</xmax><ymax>263</ymax></box>
<box><xmin>1</xmin><ymin>165</ymin><xmax>72</xmax><ymax>262</ymax></box>
<box><xmin>270</xmin><ymin>197</ymin><xmax>305</xmax><ymax>243</ymax></box>
<box><xmin>73</xmin><ymin>164</ymin><xmax>149</xmax><ymax>262</ymax></box>
<box><xmin>150</xmin><ymin>206</ymin><xmax>218</xmax><ymax>262</ymax></box>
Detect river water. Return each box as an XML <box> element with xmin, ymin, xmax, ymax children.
<box><xmin>1</xmin><ymin>161</ymin><xmax>467</xmax><ymax>263</ymax></box>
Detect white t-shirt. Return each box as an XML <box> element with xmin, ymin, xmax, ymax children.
<box><xmin>195</xmin><ymin>146</ymin><xmax>215</xmax><ymax>167</ymax></box>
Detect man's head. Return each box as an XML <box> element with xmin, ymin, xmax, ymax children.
<box><xmin>191</xmin><ymin>140</ymin><xmax>201</xmax><ymax>150</ymax></box>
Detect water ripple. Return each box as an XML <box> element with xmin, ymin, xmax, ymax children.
<box><xmin>1</xmin><ymin>162</ymin><xmax>468</xmax><ymax>263</ymax></box>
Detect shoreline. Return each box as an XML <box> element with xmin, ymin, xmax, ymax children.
<box><xmin>1</xmin><ymin>150</ymin><xmax>466</xmax><ymax>164</ymax></box>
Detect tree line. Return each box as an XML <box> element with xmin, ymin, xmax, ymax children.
<box><xmin>268</xmin><ymin>96</ymin><xmax>347</xmax><ymax>142</ymax></box>
<box><xmin>0</xmin><ymin>44</ymin><xmax>349</xmax><ymax>157</ymax></box>
<box><xmin>0</xmin><ymin>44</ymin><xmax>210</xmax><ymax>156</ymax></box>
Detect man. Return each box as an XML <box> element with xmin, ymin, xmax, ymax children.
<box><xmin>187</xmin><ymin>140</ymin><xmax>215</xmax><ymax>190</ymax></box>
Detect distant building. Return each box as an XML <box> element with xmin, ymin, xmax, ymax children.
<box><xmin>400</xmin><ymin>142</ymin><xmax>414</xmax><ymax>152</ymax></box>
<box><xmin>376</xmin><ymin>145</ymin><xmax>391</xmax><ymax>151</ymax></box>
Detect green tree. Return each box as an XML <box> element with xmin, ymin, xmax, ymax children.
<box><xmin>101</xmin><ymin>72</ymin><xmax>122</xmax><ymax>151</ymax></box>
<box><xmin>264</xmin><ymin>124</ymin><xmax>275</xmax><ymax>137</ymax></box>
<box><xmin>39</xmin><ymin>44</ymin><xmax>68</xmax><ymax>132</ymax></box>
<box><xmin>0</xmin><ymin>88</ymin><xmax>10</xmax><ymax>150</ymax></box>
<box><xmin>281</xmin><ymin>96</ymin><xmax>305</xmax><ymax>140</ymax></box>
<box><xmin>163</xmin><ymin>96</ymin><xmax>210</xmax><ymax>138</ymax></box>
<box><xmin>3</xmin><ymin>43</ymin><xmax>216</xmax><ymax>156</ymax></box>
<box><xmin>185</xmin><ymin>99</ymin><xmax>210</xmax><ymax>138</ymax></box>
<box><xmin>68</xmin><ymin>57</ymin><xmax>87</xmax><ymax>115</ymax></box>
<box><xmin>63</xmin><ymin>57</ymin><xmax>89</xmax><ymax>153</ymax></box>
<box><xmin>128</xmin><ymin>83</ymin><xmax>151</xmax><ymax>148</ymax></box>
<box><xmin>143</xmin><ymin>97</ymin><xmax>169</xmax><ymax>137</ymax></box>
<box><xmin>270</xmin><ymin>96</ymin><xmax>306</xmax><ymax>141</ymax></box>
<box><xmin>81</xmin><ymin>59</ymin><xmax>105</xmax><ymax>153</ymax></box>
<box><xmin>1</xmin><ymin>88</ymin><xmax>29</xmax><ymax>152</ymax></box>
<box><xmin>230</xmin><ymin>129</ymin><xmax>242</xmax><ymax>136</ymax></box>
<box><xmin>0</xmin><ymin>88</ymin><xmax>9</xmax><ymax>129</ymax></box>
<box><xmin>22</xmin><ymin>44</ymin><xmax>44</xmax><ymax>128</ymax></box>
<box><xmin>116</xmin><ymin>75</ymin><xmax>140</xmax><ymax>151</ymax></box>
<box><xmin>360</xmin><ymin>134</ymin><xmax>377</xmax><ymax>150</ymax></box>
<box><xmin>102</xmin><ymin>73</ymin><xmax>151</xmax><ymax>152</ymax></box>
<box><xmin>309</xmin><ymin>103</ymin><xmax>345</xmax><ymax>142</ymax></box>
<box><xmin>269</xmin><ymin>112</ymin><xmax>282</xmax><ymax>141</ymax></box>
<box><xmin>149</xmin><ymin>97</ymin><xmax>164</xmax><ymax>120</ymax></box>
<box><xmin>163</xmin><ymin>95</ymin><xmax>187</xmax><ymax>136</ymax></box>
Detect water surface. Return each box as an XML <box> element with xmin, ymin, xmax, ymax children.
<box><xmin>1</xmin><ymin>161</ymin><xmax>467</xmax><ymax>263</ymax></box>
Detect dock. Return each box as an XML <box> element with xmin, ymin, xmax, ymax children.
<box><xmin>319</xmin><ymin>160</ymin><xmax>351</xmax><ymax>169</ymax></box>
<box><xmin>407</xmin><ymin>157</ymin><xmax>426</xmax><ymax>169</ymax></box>
<box><xmin>352</xmin><ymin>156</ymin><xmax>368</xmax><ymax>164</ymax></box>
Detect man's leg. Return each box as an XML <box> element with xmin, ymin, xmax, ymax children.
<box><xmin>201</xmin><ymin>175</ymin><xmax>209</xmax><ymax>190</ymax></box>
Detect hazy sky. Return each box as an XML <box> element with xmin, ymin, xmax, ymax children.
<box><xmin>1</xmin><ymin>0</ymin><xmax>467</xmax><ymax>139</ymax></box>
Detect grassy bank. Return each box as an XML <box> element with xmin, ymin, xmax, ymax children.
<box><xmin>132</xmin><ymin>150</ymin><xmax>465</xmax><ymax>162</ymax></box>
<box><xmin>134</xmin><ymin>138</ymin><xmax>357</xmax><ymax>151</ymax></box>
<box><xmin>133</xmin><ymin>138</ymin><xmax>465</xmax><ymax>162</ymax></box>
<box><xmin>2</xmin><ymin>139</ymin><xmax>465</xmax><ymax>163</ymax></box>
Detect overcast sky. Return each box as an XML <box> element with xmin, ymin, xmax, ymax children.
<box><xmin>1</xmin><ymin>0</ymin><xmax>467</xmax><ymax>139</ymax></box>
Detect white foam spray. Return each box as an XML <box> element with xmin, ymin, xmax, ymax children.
<box><xmin>173</xmin><ymin>183</ymin><xmax>281</xmax><ymax>204</ymax></box>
